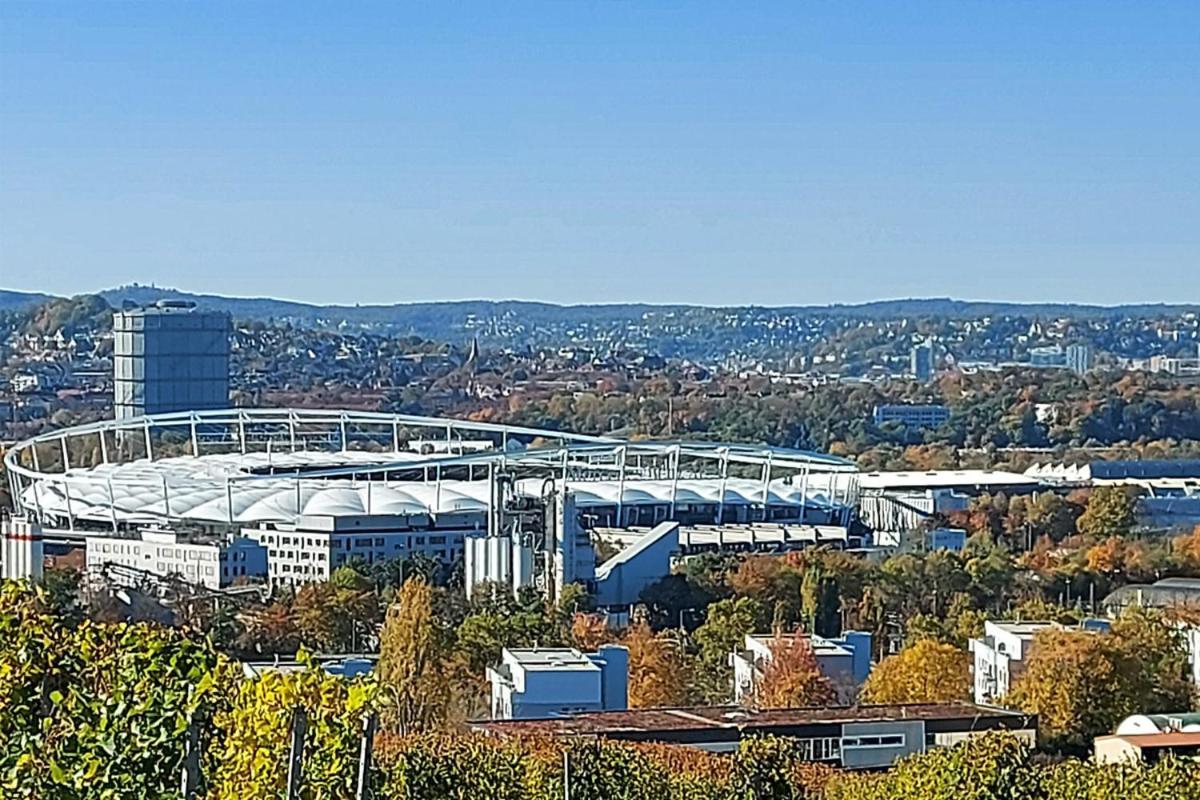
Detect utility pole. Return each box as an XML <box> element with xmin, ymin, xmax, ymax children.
<box><xmin>179</xmin><ymin>718</ymin><xmax>200</xmax><ymax>800</ymax></box>
<box><xmin>355</xmin><ymin>712</ymin><xmax>378</xmax><ymax>800</ymax></box>
<box><xmin>286</xmin><ymin>707</ymin><xmax>308</xmax><ymax>800</ymax></box>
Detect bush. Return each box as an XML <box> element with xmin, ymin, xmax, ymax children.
<box><xmin>0</xmin><ymin>582</ymin><xmax>223</xmax><ymax>799</ymax></box>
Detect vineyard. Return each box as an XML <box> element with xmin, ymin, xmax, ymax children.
<box><xmin>1</xmin><ymin>581</ymin><xmax>1198</xmax><ymax>800</ymax></box>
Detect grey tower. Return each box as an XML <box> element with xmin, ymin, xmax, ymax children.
<box><xmin>113</xmin><ymin>301</ymin><xmax>231</xmax><ymax>420</ymax></box>
<box><xmin>910</xmin><ymin>341</ymin><xmax>934</xmax><ymax>383</ymax></box>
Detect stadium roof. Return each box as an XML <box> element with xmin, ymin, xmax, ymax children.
<box><xmin>6</xmin><ymin>408</ymin><xmax>858</xmax><ymax>529</ymax></box>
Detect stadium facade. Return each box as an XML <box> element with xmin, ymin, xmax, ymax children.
<box><xmin>3</xmin><ymin>408</ymin><xmax>861</xmax><ymax>599</ymax></box>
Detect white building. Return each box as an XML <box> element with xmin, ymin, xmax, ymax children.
<box><xmin>731</xmin><ymin>632</ymin><xmax>873</xmax><ymax>703</ymax></box>
<box><xmin>86</xmin><ymin>527</ymin><xmax>267</xmax><ymax>590</ymax></box>
<box><xmin>244</xmin><ymin>512</ymin><xmax>482</xmax><ymax>587</ymax></box>
<box><xmin>1094</xmin><ymin>712</ymin><xmax>1200</xmax><ymax>764</ymax></box>
<box><xmin>488</xmin><ymin>645</ymin><xmax>629</xmax><ymax>720</ymax></box>
<box><xmin>968</xmin><ymin>621</ymin><xmax>1055</xmax><ymax>705</ymax></box>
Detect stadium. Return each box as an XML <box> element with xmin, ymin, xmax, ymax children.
<box><xmin>3</xmin><ymin>408</ymin><xmax>862</xmax><ymax>598</ymax></box>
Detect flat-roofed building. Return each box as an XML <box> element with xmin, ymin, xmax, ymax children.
<box><xmin>871</xmin><ymin>404</ymin><xmax>949</xmax><ymax>430</ymax></box>
<box><xmin>244</xmin><ymin>512</ymin><xmax>482</xmax><ymax>587</ymax></box>
<box><xmin>487</xmin><ymin>645</ymin><xmax>629</xmax><ymax>720</ymax></box>
<box><xmin>969</xmin><ymin>620</ymin><xmax>1056</xmax><ymax>705</ymax></box>
<box><xmin>472</xmin><ymin>703</ymin><xmax>1037</xmax><ymax>767</ymax></box>
<box><xmin>113</xmin><ymin>301</ymin><xmax>230</xmax><ymax>420</ymax></box>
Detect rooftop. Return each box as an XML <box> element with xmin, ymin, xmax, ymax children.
<box><xmin>1102</xmin><ymin>578</ymin><xmax>1200</xmax><ymax>608</ymax></box>
<box><xmin>860</xmin><ymin>470</ymin><xmax>1041</xmax><ymax>491</ymax></box>
<box><xmin>988</xmin><ymin>620</ymin><xmax>1057</xmax><ymax>637</ymax></box>
<box><xmin>505</xmin><ymin>648</ymin><xmax>601</xmax><ymax>672</ymax></box>
<box><xmin>1097</xmin><ymin>732</ymin><xmax>1200</xmax><ymax>748</ymax></box>
<box><xmin>745</xmin><ymin>633</ymin><xmax>853</xmax><ymax>657</ymax></box>
<box><xmin>472</xmin><ymin>702</ymin><xmax>1033</xmax><ymax>737</ymax></box>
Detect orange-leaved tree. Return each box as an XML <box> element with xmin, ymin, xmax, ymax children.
<box><xmin>623</xmin><ymin>621</ymin><xmax>692</xmax><ymax>708</ymax></box>
<box><xmin>748</xmin><ymin>631</ymin><xmax>836</xmax><ymax>709</ymax></box>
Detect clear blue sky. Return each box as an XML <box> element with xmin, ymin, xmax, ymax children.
<box><xmin>1</xmin><ymin>2</ymin><xmax>1197</xmax><ymax>306</ymax></box>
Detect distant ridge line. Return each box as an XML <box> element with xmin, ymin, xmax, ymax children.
<box><xmin>2</xmin><ymin>284</ymin><xmax>1197</xmax><ymax>323</ymax></box>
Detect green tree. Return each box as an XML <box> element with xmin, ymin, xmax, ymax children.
<box><xmin>695</xmin><ymin>596</ymin><xmax>767</xmax><ymax>667</ymax></box>
<box><xmin>0</xmin><ymin>582</ymin><xmax>224</xmax><ymax>800</ymax></box>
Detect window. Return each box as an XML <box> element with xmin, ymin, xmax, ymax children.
<box><xmin>842</xmin><ymin>734</ymin><xmax>905</xmax><ymax>750</ymax></box>
<box><xmin>792</xmin><ymin>737</ymin><xmax>841</xmax><ymax>762</ymax></box>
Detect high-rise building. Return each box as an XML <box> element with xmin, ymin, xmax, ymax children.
<box><xmin>910</xmin><ymin>341</ymin><xmax>934</xmax><ymax>382</ymax></box>
<box><xmin>1065</xmin><ymin>343</ymin><xmax>1093</xmax><ymax>375</ymax></box>
<box><xmin>113</xmin><ymin>301</ymin><xmax>231</xmax><ymax>420</ymax></box>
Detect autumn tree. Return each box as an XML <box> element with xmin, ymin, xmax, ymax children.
<box><xmin>570</xmin><ymin>612</ymin><xmax>616</xmax><ymax>652</ymax></box>
<box><xmin>861</xmin><ymin>639</ymin><xmax>970</xmax><ymax>704</ymax></box>
<box><xmin>292</xmin><ymin>583</ymin><xmax>344</xmax><ymax>651</ymax></box>
<box><xmin>1172</xmin><ymin>525</ymin><xmax>1200</xmax><ymax>568</ymax></box>
<box><xmin>623</xmin><ymin>621</ymin><xmax>692</xmax><ymax>708</ymax></box>
<box><xmin>748</xmin><ymin>631</ymin><xmax>837</xmax><ymax>709</ymax></box>
<box><xmin>1076</xmin><ymin>486</ymin><xmax>1138</xmax><ymax>539</ymax></box>
<box><xmin>377</xmin><ymin>578</ymin><xmax>450</xmax><ymax>733</ymax></box>
<box><xmin>1005</xmin><ymin>629</ymin><xmax>1126</xmax><ymax>750</ymax></box>
<box><xmin>239</xmin><ymin>601</ymin><xmax>299</xmax><ymax>655</ymax></box>
<box><xmin>1007</xmin><ymin>609</ymin><xmax>1191</xmax><ymax>750</ymax></box>
<box><xmin>1085</xmin><ymin>536</ymin><xmax>1127</xmax><ymax>576</ymax></box>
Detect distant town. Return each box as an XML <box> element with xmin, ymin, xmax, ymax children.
<box><xmin>3</xmin><ymin>289</ymin><xmax>1200</xmax><ymax>797</ymax></box>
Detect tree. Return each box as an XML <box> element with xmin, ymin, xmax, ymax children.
<box><xmin>377</xmin><ymin>579</ymin><xmax>450</xmax><ymax>733</ymax></box>
<box><xmin>1027</xmin><ymin>492</ymin><xmax>1080</xmax><ymax>542</ymax></box>
<box><xmin>1005</xmin><ymin>629</ymin><xmax>1127</xmax><ymax>750</ymax></box>
<box><xmin>0</xmin><ymin>582</ymin><xmax>225</xmax><ymax>800</ymax></box>
<box><xmin>1076</xmin><ymin>486</ymin><xmax>1138</xmax><ymax>539</ymax></box>
<box><xmin>1006</xmin><ymin>610</ymin><xmax>1190</xmax><ymax>752</ymax></box>
<box><xmin>861</xmin><ymin>639</ymin><xmax>970</xmax><ymax>704</ymax></box>
<box><xmin>241</xmin><ymin>601</ymin><xmax>299</xmax><ymax>655</ymax></box>
<box><xmin>1108</xmin><ymin>607</ymin><xmax>1193</xmax><ymax>715</ymax></box>
<box><xmin>571</xmin><ymin>612</ymin><xmax>615</xmax><ymax>652</ymax></box>
<box><xmin>1085</xmin><ymin>536</ymin><xmax>1127</xmax><ymax>575</ymax></box>
<box><xmin>623</xmin><ymin>621</ymin><xmax>692</xmax><ymax>707</ymax></box>
<box><xmin>748</xmin><ymin>631</ymin><xmax>837</xmax><ymax>709</ymax></box>
<box><xmin>694</xmin><ymin>597</ymin><xmax>767</xmax><ymax>667</ymax></box>
<box><xmin>1172</xmin><ymin>525</ymin><xmax>1200</xmax><ymax>568</ymax></box>
<box><xmin>292</xmin><ymin>583</ymin><xmax>344</xmax><ymax>651</ymax></box>
<box><xmin>454</xmin><ymin>608</ymin><xmax>560</xmax><ymax>673</ymax></box>
<box><xmin>638</xmin><ymin>574</ymin><xmax>710</xmax><ymax>630</ymax></box>
<box><xmin>800</xmin><ymin>566</ymin><xmax>841</xmax><ymax>638</ymax></box>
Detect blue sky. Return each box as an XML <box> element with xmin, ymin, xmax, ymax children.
<box><xmin>1</xmin><ymin>2</ymin><xmax>1197</xmax><ymax>306</ymax></box>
